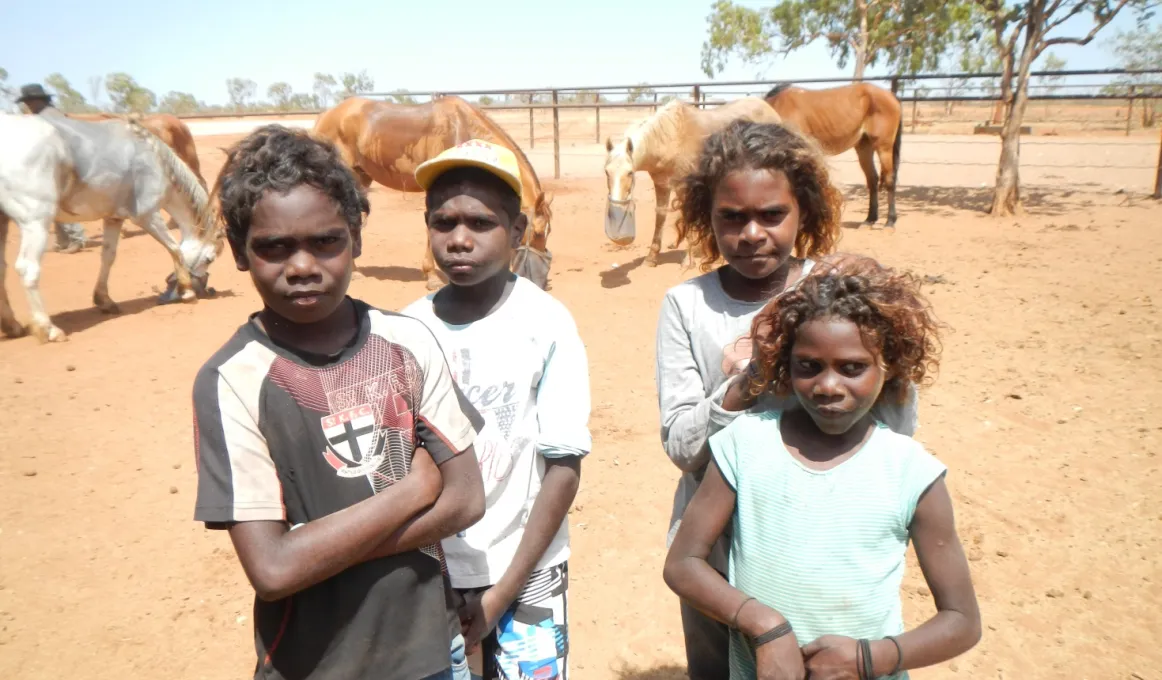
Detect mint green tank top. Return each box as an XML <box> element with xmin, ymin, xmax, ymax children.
<box><xmin>708</xmin><ymin>410</ymin><xmax>947</xmax><ymax>680</ymax></box>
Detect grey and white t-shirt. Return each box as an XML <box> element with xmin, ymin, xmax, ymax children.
<box><xmin>654</xmin><ymin>261</ymin><xmax>919</xmax><ymax>571</ymax></box>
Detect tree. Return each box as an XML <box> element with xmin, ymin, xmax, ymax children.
<box><xmin>158</xmin><ymin>91</ymin><xmax>200</xmax><ymax>115</ymax></box>
<box><xmin>478</xmin><ymin>95</ymin><xmax>495</xmax><ymax>105</ymax></box>
<box><xmin>313</xmin><ymin>72</ymin><xmax>337</xmax><ymax>108</ymax></box>
<box><xmin>700</xmin><ymin>0</ymin><xmax>973</xmax><ymax>79</ymax></box>
<box><xmin>225</xmin><ymin>77</ymin><xmax>258</xmax><ymax>111</ymax></box>
<box><xmin>268</xmin><ymin>81</ymin><xmax>294</xmax><ymax>110</ymax></box>
<box><xmin>44</xmin><ymin>73</ymin><xmax>94</xmax><ymax>113</ymax></box>
<box><xmin>1036</xmin><ymin>51</ymin><xmax>1068</xmax><ymax>94</ymax></box>
<box><xmin>105</xmin><ymin>72</ymin><xmax>156</xmax><ymax>113</ymax></box>
<box><xmin>1103</xmin><ymin>23</ymin><xmax>1162</xmax><ymax>127</ymax></box>
<box><xmin>0</xmin><ymin>67</ymin><xmax>14</xmax><ymax>111</ymax></box>
<box><xmin>288</xmin><ymin>93</ymin><xmax>317</xmax><ymax>111</ymax></box>
<box><xmin>975</xmin><ymin>1</ymin><xmax>1150</xmax><ymax>216</ymax></box>
<box><xmin>385</xmin><ymin>89</ymin><xmax>417</xmax><ymax>104</ymax></box>
<box><xmin>627</xmin><ymin>84</ymin><xmax>657</xmax><ymax>102</ymax></box>
<box><xmin>339</xmin><ymin>70</ymin><xmax>375</xmax><ymax>98</ymax></box>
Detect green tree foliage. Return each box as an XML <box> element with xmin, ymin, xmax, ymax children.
<box><xmin>268</xmin><ymin>82</ymin><xmax>294</xmax><ymax>110</ymax></box>
<box><xmin>339</xmin><ymin>70</ymin><xmax>375</xmax><ymax>98</ymax></box>
<box><xmin>385</xmin><ymin>89</ymin><xmax>417</xmax><ymax>104</ymax></box>
<box><xmin>478</xmin><ymin>95</ymin><xmax>495</xmax><ymax>105</ymax></box>
<box><xmin>700</xmin><ymin>0</ymin><xmax>973</xmax><ymax>79</ymax></box>
<box><xmin>1102</xmin><ymin>23</ymin><xmax>1161</xmax><ymax>126</ymax></box>
<box><xmin>105</xmin><ymin>72</ymin><xmax>156</xmax><ymax>113</ymax></box>
<box><xmin>1036</xmin><ymin>52</ymin><xmax>1068</xmax><ymax>93</ymax></box>
<box><xmin>314</xmin><ymin>73</ymin><xmax>338</xmax><ymax>108</ymax></box>
<box><xmin>627</xmin><ymin>84</ymin><xmax>657</xmax><ymax>102</ymax></box>
<box><xmin>288</xmin><ymin>93</ymin><xmax>317</xmax><ymax>111</ymax></box>
<box><xmin>974</xmin><ymin>0</ymin><xmax>1151</xmax><ymax>216</ymax></box>
<box><xmin>158</xmin><ymin>91</ymin><xmax>200</xmax><ymax>115</ymax></box>
<box><xmin>44</xmin><ymin>73</ymin><xmax>94</xmax><ymax>113</ymax></box>
<box><xmin>226</xmin><ymin>77</ymin><xmax>258</xmax><ymax>111</ymax></box>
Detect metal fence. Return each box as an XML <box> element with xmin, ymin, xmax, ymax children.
<box><xmin>178</xmin><ymin>68</ymin><xmax>1162</xmax><ymax>197</ymax></box>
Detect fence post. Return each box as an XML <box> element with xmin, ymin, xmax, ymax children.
<box><xmin>529</xmin><ymin>105</ymin><xmax>535</xmax><ymax>149</ymax></box>
<box><xmin>1153</xmin><ymin>122</ymin><xmax>1161</xmax><ymax>199</ymax></box>
<box><xmin>693</xmin><ymin>85</ymin><xmax>701</xmax><ymax>107</ymax></box>
<box><xmin>1127</xmin><ymin>86</ymin><xmax>1136</xmax><ymax>137</ymax></box>
<box><xmin>653</xmin><ymin>92</ymin><xmax>658</xmax><ymax>113</ymax></box>
<box><xmin>596</xmin><ymin>103</ymin><xmax>601</xmax><ymax>144</ymax></box>
<box><xmin>552</xmin><ymin>90</ymin><xmax>560</xmax><ymax>180</ymax></box>
<box><xmin>891</xmin><ymin>77</ymin><xmax>900</xmax><ymax>96</ymax></box>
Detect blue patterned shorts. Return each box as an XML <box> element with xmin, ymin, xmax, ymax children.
<box><xmin>451</xmin><ymin>562</ymin><xmax>570</xmax><ymax>680</ymax></box>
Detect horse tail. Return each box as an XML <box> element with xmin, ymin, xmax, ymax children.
<box><xmin>126</xmin><ymin>117</ymin><xmax>221</xmax><ymax>249</ymax></box>
<box><xmin>891</xmin><ymin>101</ymin><xmax>903</xmax><ymax>187</ymax></box>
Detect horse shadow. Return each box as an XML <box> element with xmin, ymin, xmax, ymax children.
<box><xmin>841</xmin><ymin>183</ymin><xmax>1079</xmax><ymax>220</ymax></box>
<box><xmin>600</xmin><ymin>250</ymin><xmax>687</xmax><ymax>289</ymax></box>
<box><xmin>357</xmin><ymin>265</ymin><xmax>427</xmax><ymax>283</ymax></box>
<box><xmin>47</xmin><ymin>289</ymin><xmax>238</xmax><ymax>337</ymax></box>
<box><xmin>611</xmin><ymin>663</ymin><xmax>687</xmax><ymax>680</ymax></box>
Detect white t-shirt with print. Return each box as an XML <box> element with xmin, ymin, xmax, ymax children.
<box><xmin>403</xmin><ymin>276</ymin><xmax>592</xmax><ymax>589</ymax></box>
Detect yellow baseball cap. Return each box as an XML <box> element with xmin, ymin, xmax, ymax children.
<box><xmin>414</xmin><ymin>139</ymin><xmax>524</xmax><ymax>201</ymax></box>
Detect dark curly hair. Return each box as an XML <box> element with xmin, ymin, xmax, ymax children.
<box><xmin>215</xmin><ymin>124</ymin><xmax>370</xmax><ymax>249</ymax></box>
<box><xmin>674</xmin><ymin>119</ymin><xmax>843</xmax><ymax>272</ymax></box>
<box><xmin>746</xmin><ymin>257</ymin><xmax>942</xmax><ymax>405</ymax></box>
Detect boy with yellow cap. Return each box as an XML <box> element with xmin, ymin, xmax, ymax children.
<box><xmin>403</xmin><ymin>140</ymin><xmax>592</xmax><ymax>680</ymax></box>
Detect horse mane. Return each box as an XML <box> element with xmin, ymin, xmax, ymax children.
<box><xmin>126</xmin><ymin>117</ymin><xmax>222</xmax><ymax>251</ymax></box>
<box><xmin>765</xmin><ymin>83</ymin><xmax>793</xmax><ymax>99</ymax></box>
<box><xmin>624</xmin><ymin>99</ymin><xmax>691</xmax><ymax>162</ymax></box>
<box><xmin>452</xmin><ymin>97</ymin><xmax>553</xmax><ymax>224</ymax></box>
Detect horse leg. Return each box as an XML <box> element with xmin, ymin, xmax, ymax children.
<box><xmin>92</xmin><ymin>219</ymin><xmax>123</xmax><ymax>314</ymax></box>
<box><xmin>876</xmin><ymin>139</ymin><xmax>899</xmax><ymax>228</ymax></box>
<box><xmin>855</xmin><ymin>137</ymin><xmax>880</xmax><ymax>226</ymax></box>
<box><xmin>136</xmin><ymin>212</ymin><xmax>195</xmax><ymax>302</ymax></box>
<box><xmin>0</xmin><ymin>214</ymin><xmax>28</xmax><ymax>339</ymax></box>
<box><xmin>647</xmin><ymin>182</ymin><xmax>671</xmax><ymax>267</ymax></box>
<box><xmin>13</xmin><ymin>217</ymin><xmax>65</xmax><ymax>342</ymax></box>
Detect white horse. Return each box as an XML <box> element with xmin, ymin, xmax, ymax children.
<box><xmin>0</xmin><ymin>114</ymin><xmax>222</xmax><ymax>342</ymax></box>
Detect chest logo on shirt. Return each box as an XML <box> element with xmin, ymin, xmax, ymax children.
<box><xmin>320</xmin><ymin>404</ymin><xmax>385</xmax><ymax>478</ymax></box>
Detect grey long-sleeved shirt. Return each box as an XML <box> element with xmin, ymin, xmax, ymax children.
<box><xmin>655</xmin><ymin>261</ymin><xmax>919</xmax><ymax>572</ymax></box>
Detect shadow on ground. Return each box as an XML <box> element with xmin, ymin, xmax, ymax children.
<box><xmin>600</xmin><ymin>250</ymin><xmax>687</xmax><ymax>289</ymax></box>
<box><xmin>612</xmin><ymin>663</ymin><xmax>687</xmax><ymax>680</ymax></box>
<box><xmin>841</xmin><ymin>182</ymin><xmax>1114</xmax><ymax>219</ymax></box>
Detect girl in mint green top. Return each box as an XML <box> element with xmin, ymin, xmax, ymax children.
<box><xmin>664</xmin><ymin>260</ymin><xmax>981</xmax><ymax>680</ymax></box>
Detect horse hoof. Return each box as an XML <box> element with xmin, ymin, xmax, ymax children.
<box><xmin>33</xmin><ymin>324</ymin><xmax>67</xmax><ymax>343</ymax></box>
<box><xmin>1</xmin><ymin>319</ymin><xmax>27</xmax><ymax>339</ymax></box>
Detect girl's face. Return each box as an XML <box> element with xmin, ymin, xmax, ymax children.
<box><xmin>789</xmin><ymin>317</ymin><xmax>886</xmax><ymax>436</ymax></box>
<box><xmin>711</xmin><ymin>168</ymin><xmax>801</xmax><ymax>280</ymax></box>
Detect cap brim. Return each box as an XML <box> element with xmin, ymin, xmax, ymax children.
<box><xmin>414</xmin><ymin>157</ymin><xmax>523</xmax><ymax>200</ymax></box>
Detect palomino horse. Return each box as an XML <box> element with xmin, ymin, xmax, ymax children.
<box><xmin>0</xmin><ymin>114</ymin><xmax>222</xmax><ymax>342</ymax></box>
<box><xmin>603</xmin><ymin>97</ymin><xmax>782</xmax><ymax>266</ymax></box>
<box><xmin>764</xmin><ymin>83</ymin><xmax>903</xmax><ymax>227</ymax></box>
<box><xmin>311</xmin><ymin>96</ymin><xmax>554</xmax><ymax>290</ymax></box>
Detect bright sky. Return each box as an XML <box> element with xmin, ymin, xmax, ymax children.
<box><xmin>0</xmin><ymin>0</ymin><xmax>1149</xmax><ymax>106</ymax></box>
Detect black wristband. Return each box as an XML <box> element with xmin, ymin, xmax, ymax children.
<box><xmin>859</xmin><ymin>638</ymin><xmax>875</xmax><ymax>680</ymax></box>
<box><xmin>886</xmin><ymin>635</ymin><xmax>903</xmax><ymax>675</ymax></box>
<box><xmin>751</xmin><ymin>621</ymin><xmax>793</xmax><ymax>648</ymax></box>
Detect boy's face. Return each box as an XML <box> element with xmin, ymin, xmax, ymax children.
<box><xmin>231</xmin><ymin>185</ymin><xmax>360</xmax><ymax>324</ymax></box>
<box><xmin>425</xmin><ymin>181</ymin><xmax>526</xmax><ymax>287</ymax></box>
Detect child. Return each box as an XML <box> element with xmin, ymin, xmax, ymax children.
<box><xmin>663</xmin><ymin>261</ymin><xmax>981</xmax><ymax>680</ymax></box>
<box><xmin>191</xmin><ymin>125</ymin><xmax>486</xmax><ymax>680</ymax></box>
<box><xmin>655</xmin><ymin>119</ymin><xmax>921</xmax><ymax>679</ymax></box>
<box><xmin>402</xmin><ymin>140</ymin><xmax>591</xmax><ymax>680</ymax></box>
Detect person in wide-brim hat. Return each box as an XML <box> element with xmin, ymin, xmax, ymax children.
<box><xmin>16</xmin><ymin>83</ymin><xmax>53</xmax><ymax>105</ymax></box>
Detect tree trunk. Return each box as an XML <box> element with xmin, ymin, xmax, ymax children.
<box><xmin>990</xmin><ymin>7</ymin><xmax>1042</xmax><ymax>216</ymax></box>
<box><xmin>853</xmin><ymin>0</ymin><xmax>869</xmax><ymax>80</ymax></box>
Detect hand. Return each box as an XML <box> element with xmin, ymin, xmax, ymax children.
<box><xmin>801</xmin><ymin>635</ymin><xmax>860</xmax><ymax>680</ymax></box>
<box><xmin>458</xmin><ymin>587</ymin><xmax>513</xmax><ymax>652</ymax></box>
<box><xmin>407</xmin><ymin>445</ymin><xmax>442</xmax><ymax>506</ymax></box>
<box><xmin>755</xmin><ymin>631</ymin><xmax>807</xmax><ymax>680</ymax></box>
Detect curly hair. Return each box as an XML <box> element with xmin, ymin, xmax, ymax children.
<box><xmin>215</xmin><ymin>124</ymin><xmax>370</xmax><ymax>248</ymax></box>
<box><xmin>747</xmin><ymin>257</ymin><xmax>942</xmax><ymax>405</ymax></box>
<box><xmin>673</xmin><ymin>119</ymin><xmax>843</xmax><ymax>272</ymax></box>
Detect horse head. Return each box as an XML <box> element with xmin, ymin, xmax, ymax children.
<box><xmin>603</xmin><ymin>137</ymin><xmax>637</xmax><ymax>246</ymax></box>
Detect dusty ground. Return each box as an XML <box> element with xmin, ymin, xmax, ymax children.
<box><xmin>1</xmin><ymin>119</ymin><xmax>1160</xmax><ymax>680</ymax></box>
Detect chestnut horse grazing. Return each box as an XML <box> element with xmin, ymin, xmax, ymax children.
<box><xmin>603</xmin><ymin>97</ymin><xmax>782</xmax><ymax>266</ymax></box>
<box><xmin>311</xmin><ymin>96</ymin><xmax>553</xmax><ymax>290</ymax></box>
<box><xmin>764</xmin><ymin>83</ymin><xmax>903</xmax><ymax>227</ymax></box>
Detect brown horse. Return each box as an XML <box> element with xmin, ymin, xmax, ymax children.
<box><xmin>69</xmin><ymin>112</ymin><xmax>207</xmax><ymax>189</ymax></box>
<box><xmin>603</xmin><ymin>97</ymin><xmax>782</xmax><ymax>266</ymax></box>
<box><xmin>311</xmin><ymin>96</ymin><xmax>553</xmax><ymax>290</ymax></box>
<box><xmin>764</xmin><ymin>83</ymin><xmax>902</xmax><ymax>227</ymax></box>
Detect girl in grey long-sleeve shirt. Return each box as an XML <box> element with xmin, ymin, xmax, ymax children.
<box><xmin>654</xmin><ymin>120</ymin><xmax>917</xmax><ymax>680</ymax></box>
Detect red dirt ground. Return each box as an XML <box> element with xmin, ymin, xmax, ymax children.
<box><xmin>1</xmin><ymin>123</ymin><xmax>1160</xmax><ymax>680</ymax></box>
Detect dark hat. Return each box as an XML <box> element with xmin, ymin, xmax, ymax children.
<box><xmin>16</xmin><ymin>84</ymin><xmax>53</xmax><ymax>103</ymax></box>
